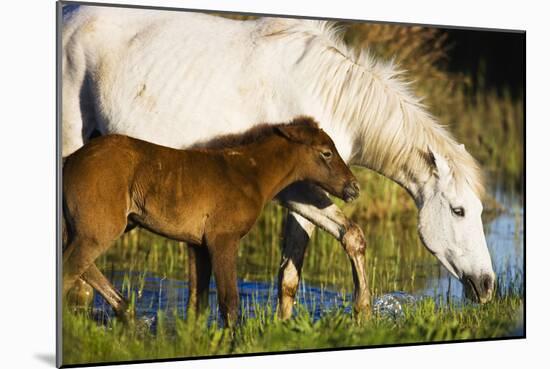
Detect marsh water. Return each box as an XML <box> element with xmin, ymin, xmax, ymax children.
<box><xmin>91</xmin><ymin>186</ymin><xmax>524</xmax><ymax>324</ymax></box>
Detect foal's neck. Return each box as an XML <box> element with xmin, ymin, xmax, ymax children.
<box><xmin>235</xmin><ymin>137</ymin><xmax>302</xmax><ymax>202</ymax></box>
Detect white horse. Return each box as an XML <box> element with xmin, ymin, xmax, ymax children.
<box><xmin>61</xmin><ymin>6</ymin><xmax>495</xmax><ymax>318</ymax></box>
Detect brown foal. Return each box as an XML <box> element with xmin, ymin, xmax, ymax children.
<box><xmin>62</xmin><ymin>117</ymin><xmax>360</xmax><ymax>325</ymax></box>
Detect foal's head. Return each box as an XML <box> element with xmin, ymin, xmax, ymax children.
<box><xmin>275</xmin><ymin>117</ymin><xmax>360</xmax><ymax>202</ymax></box>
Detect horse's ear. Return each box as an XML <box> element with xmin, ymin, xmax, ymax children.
<box><xmin>427</xmin><ymin>145</ymin><xmax>451</xmax><ymax>184</ymax></box>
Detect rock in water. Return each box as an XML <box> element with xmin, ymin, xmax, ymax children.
<box><xmin>373</xmin><ymin>291</ymin><xmax>417</xmax><ymax>319</ymax></box>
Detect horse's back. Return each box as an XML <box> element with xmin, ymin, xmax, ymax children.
<box><xmin>62</xmin><ymin>6</ymin><xmax>252</xmax><ymax>47</ymax></box>
<box><xmin>62</xmin><ymin>7</ymin><xmax>303</xmax><ymax>153</ymax></box>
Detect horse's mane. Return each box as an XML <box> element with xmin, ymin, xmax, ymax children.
<box><xmin>192</xmin><ymin>116</ymin><xmax>319</xmax><ymax>150</ymax></box>
<box><xmin>260</xmin><ymin>18</ymin><xmax>485</xmax><ymax>197</ymax></box>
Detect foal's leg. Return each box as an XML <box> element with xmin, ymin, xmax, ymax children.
<box><xmin>63</xmin><ymin>216</ymin><xmax>127</xmax><ymax>307</ymax></box>
<box><xmin>81</xmin><ymin>263</ymin><xmax>129</xmax><ymax>319</ymax></box>
<box><xmin>187</xmin><ymin>243</ymin><xmax>212</xmax><ymax>316</ymax></box>
<box><xmin>276</xmin><ymin>182</ymin><xmax>370</xmax><ymax>319</ymax></box>
<box><xmin>65</xmin><ymin>223</ymin><xmax>138</xmax><ymax>306</ymax></box>
<box><xmin>207</xmin><ymin>234</ymin><xmax>239</xmax><ymax>327</ymax></box>
<box><xmin>63</xmin><ymin>236</ymin><xmax>107</xmax><ymax>296</ymax></box>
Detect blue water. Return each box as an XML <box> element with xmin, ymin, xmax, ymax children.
<box><xmin>91</xmin><ymin>273</ymin><xmax>353</xmax><ymax>327</ymax></box>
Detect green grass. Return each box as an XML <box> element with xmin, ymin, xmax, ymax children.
<box><xmin>62</xmin><ymin>295</ymin><xmax>523</xmax><ymax>366</ymax></box>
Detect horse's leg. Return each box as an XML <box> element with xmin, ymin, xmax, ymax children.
<box><xmin>207</xmin><ymin>234</ymin><xmax>239</xmax><ymax>327</ymax></box>
<box><xmin>81</xmin><ymin>263</ymin><xmax>129</xmax><ymax>319</ymax></box>
<box><xmin>187</xmin><ymin>243</ymin><xmax>212</xmax><ymax>317</ymax></box>
<box><xmin>62</xmin><ymin>42</ymin><xmax>98</xmax><ymax>158</ymax></box>
<box><xmin>277</xmin><ymin>212</ymin><xmax>315</xmax><ymax>320</ymax></box>
<box><xmin>277</xmin><ymin>182</ymin><xmax>354</xmax><ymax>239</ymax></box>
<box><xmin>341</xmin><ymin>223</ymin><xmax>370</xmax><ymax>320</ymax></box>
<box><xmin>61</xmin><ymin>76</ymin><xmax>85</xmax><ymax>157</ymax></box>
<box><xmin>275</xmin><ymin>182</ymin><xmax>370</xmax><ymax>319</ymax></box>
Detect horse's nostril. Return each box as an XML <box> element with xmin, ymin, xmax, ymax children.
<box><xmin>482</xmin><ymin>274</ymin><xmax>494</xmax><ymax>292</ymax></box>
<box><xmin>351</xmin><ymin>181</ymin><xmax>360</xmax><ymax>193</ymax></box>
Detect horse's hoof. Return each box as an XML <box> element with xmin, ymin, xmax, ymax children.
<box><xmin>353</xmin><ymin>301</ymin><xmax>372</xmax><ymax>323</ymax></box>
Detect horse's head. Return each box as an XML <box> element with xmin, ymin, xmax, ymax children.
<box><xmin>275</xmin><ymin>118</ymin><xmax>360</xmax><ymax>203</ymax></box>
<box><xmin>417</xmin><ymin>146</ymin><xmax>495</xmax><ymax>303</ymax></box>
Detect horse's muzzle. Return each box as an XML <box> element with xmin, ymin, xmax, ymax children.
<box><xmin>343</xmin><ymin>181</ymin><xmax>360</xmax><ymax>203</ymax></box>
<box><xmin>463</xmin><ymin>273</ymin><xmax>495</xmax><ymax>304</ymax></box>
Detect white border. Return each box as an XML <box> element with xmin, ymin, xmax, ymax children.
<box><xmin>1</xmin><ymin>1</ymin><xmax>547</xmax><ymax>368</ymax></box>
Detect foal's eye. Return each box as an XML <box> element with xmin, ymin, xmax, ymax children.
<box><xmin>321</xmin><ymin>150</ymin><xmax>333</xmax><ymax>159</ymax></box>
<box><xmin>451</xmin><ymin>206</ymin><xmax>465</xmax><ymax>217</ymax></box>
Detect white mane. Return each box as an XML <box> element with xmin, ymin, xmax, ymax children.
<box><xmin>264</xmin><ymin>19</ymin><xmax>484</xmax><ymax>197</ymax></box>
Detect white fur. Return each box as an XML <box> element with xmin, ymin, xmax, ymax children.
<box><xmin>62</xmin><ymin>7</ymin><xmax>494</xmax><ymax>293</ymax></box>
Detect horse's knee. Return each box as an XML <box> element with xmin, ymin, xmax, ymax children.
<box><xmin>342</xmin><ymin>222</ymin><xmax>367</xmax><ymax>255</ymax></box>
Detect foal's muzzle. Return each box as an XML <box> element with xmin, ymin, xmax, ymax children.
<box><xmin>343</xmin><ymin>181</ymin><xmax>360</xmax><ymax>203</ymax></box>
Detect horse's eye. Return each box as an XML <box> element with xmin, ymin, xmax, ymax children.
<box><xmin>451</xmin><ymin>206</ymin><xmax>465</xmax><ymax>217</ymax></box>
<box><xmin>321</xmin><ymin>150</ymin><xmax>332</xmax><ymax>159</ymax></box>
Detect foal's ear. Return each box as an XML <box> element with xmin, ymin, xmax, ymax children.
<box><xmin>274</xmin><ymin>125</ymin><xmax>293</xmax><ymax>141</ymax></box>
<box><xmin>274</xmin><ymin>125</ymin><xmax>313</xmax><ymax>145</ymax></box>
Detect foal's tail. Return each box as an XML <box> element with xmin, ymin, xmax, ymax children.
<box><xmin>61</xmin><ymin>201</ymin><xmax>72</xmax><ymax>250</ymax></box>
<box><xmin>62</xmin><ymin>209</ymin><xmax>68</xmax><ymax>249</ymax></box>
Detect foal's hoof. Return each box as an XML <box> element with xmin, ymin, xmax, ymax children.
<box><xmin>66</xmin><ymin>279</ymin><xmax>94</xmax><ymax>308</ymax></box>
